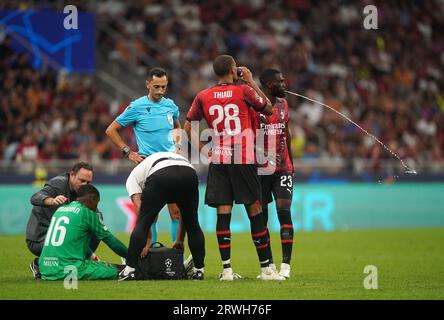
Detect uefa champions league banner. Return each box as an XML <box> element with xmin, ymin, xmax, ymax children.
<box><xmin>0</xmin><ymin>10</ymin><xmax>95</xmax><ymax>72</ymax></box>
<box><xmin>0</xmin><ymin>184</ymin><xmax>443</xmax><ymax>235</ymax></box>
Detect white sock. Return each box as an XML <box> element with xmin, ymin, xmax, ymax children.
<box><xmin>194</xmin><ymin>267</ymin><xmax>204</xmax><ymax>273</ymax></box>
<box><xmin>123</xmin><ymin>266</ymin><xmax>135</xmax><ymax>275</ymax></box>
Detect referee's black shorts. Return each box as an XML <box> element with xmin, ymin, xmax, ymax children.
<box><xmin>205</xmin><ymin>163</ymin><xmax>261</xmax><ymax>207</ymax></box>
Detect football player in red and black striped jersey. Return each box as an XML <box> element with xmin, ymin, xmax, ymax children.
<box><xmin>251</xmin><ymin>69</ymin><xmax>295</xmax><ymax>279</ymax></box>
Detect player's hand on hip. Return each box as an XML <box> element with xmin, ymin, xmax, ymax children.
<box><xmin>52</xmin><ymin>195</ymin><xmax>68</xmax><ymax>206</ymax></box>
<box><xmin>128</xmin><ymin>152</ymin><xmax>146</xmax><ymax>164</ymax></box>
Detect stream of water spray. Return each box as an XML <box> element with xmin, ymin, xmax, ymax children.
<box><xmin>285</xmin><ymin>90</ymin><xmax>417</xmax><ymax>175</ymax></box>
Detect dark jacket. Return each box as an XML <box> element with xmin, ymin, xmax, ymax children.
<box><xmin>26</xmin><ymin>173</ymin><xmax>77</xmax><ymax>242</ymax></box>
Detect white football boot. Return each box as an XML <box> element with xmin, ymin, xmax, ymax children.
<box><xmin>279</xmin><ymin>263</ymin><xmax>291</xmax><ymax>279</ymax></box>
<box><xmin>259</xmin><ymin>266</ymin><xmax>286</xmax><ymax>281</ymax></box>
<box><xmin>219</xmin><ymin>268</ymin><xmax>242</xmax><ymax>281</ymax></box>
<box><xmin>257</xmin><ymin>263</ymin><xmax>278</xmax><ymax>278</ymax></box>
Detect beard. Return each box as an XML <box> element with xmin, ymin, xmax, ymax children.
<box><xmin>273</xmin><ymin>88</ymin><xmax>286</xmax><ymax>98</ymax></box>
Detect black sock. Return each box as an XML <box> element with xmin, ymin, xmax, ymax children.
<box><xmin>277</xmin><ymin>209</ymin><xmax>294</xmax><ymax>264</ymax></box>
<box><xmin>262</xmin><ymin>207</ymin><xmax>273</xmax><ymax>264</ymax></box>
<box><xmin>249</xmin><ymin>213</ymin><xmax>271</xmax><ymax>268</ymax></box>
<box><xmin>216</xmin><ymin>213</ymin><xmax>231</xmax><ymax>269</ymax></box>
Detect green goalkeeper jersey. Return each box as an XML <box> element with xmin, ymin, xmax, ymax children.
<box><xmin>39</xmin><ymin>201</ymin><xmax>127</xmax><ymax>280</ymax></box>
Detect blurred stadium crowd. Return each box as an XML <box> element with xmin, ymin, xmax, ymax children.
<box><xmin>1</xmin><ymin>0</ymin><xmax>444</xmax><ymax>173</ymax></box>
<box><xmin>0</xmin><ymin>39</ymin><xmax>128</xmax><ymax>163</ymax></box>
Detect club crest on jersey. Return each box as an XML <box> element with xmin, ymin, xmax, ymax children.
<box><xmin>146</xmin><ymin>107</ymin><xmax>151</xmax><ymax>112</ymax></box>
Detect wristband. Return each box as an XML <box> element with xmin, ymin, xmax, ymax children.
<box><xmin>122</xmin><ymin>146</ymin><xmax>131</xmax><ymax>157</ymax></box>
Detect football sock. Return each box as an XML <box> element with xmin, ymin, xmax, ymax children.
<box><xmin>266</xmin><ymin>226</ymin><xmax>273</xmax><ymax>264</ymax></box>
<box><xmin>216</xmin><ymin>213</ymin><xmax>232</xmax><ymax>267</ymax></box>
<box><xmin>262</xmin><ymin>207</ymin><xmax>273</xmax><ymax>264</ymax></box>
<box><xmin>249</xmin><ymin>214</ymin><xmax>271</xmax><ymax>268</ymax></box>
<box><xmin>222</xmin><ymin>259</ymin><xmax>231</xmax><ymax>269</ymax></box>
<box><xmin>278</xmin><ymin>209</ymin><xmax>294</xmax><ymax>264</ymax></box>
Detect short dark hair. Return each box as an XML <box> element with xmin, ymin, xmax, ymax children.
<box><xmin>77</xmin><ymin>184</ymin><xmax>100</xmax><ymax>200</ymax></box>
<box><xmin>259</xmin><ymin>69</ymin><xmax>282</xmax><ymax>87</ymax></box>
<box><xmin>147</xmin><ymin>67</ymin><xmax>167</xmax><ymax>80</ymax></box>
<box><xmin>213</xmin><ymin>55</ymin><xmax>235</xmax><ymax>77</ymax></box>
<box><xmin>71</xmin><ymin>162</ymin><xmax>93</xmax><ymax>174</ymax></box>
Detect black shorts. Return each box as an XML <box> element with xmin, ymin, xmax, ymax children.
<box><xmin>260</xmin><ymin>172</ymin><xmax>293</xmax><ymax>204</ymax></box>
<box><xmin>205</xmin><ymin>163</ymin><xmax>261</xmax><ymax>207</ymax></box>
<box><xmin>143</xmin><ymin>165</ymin><xmax>199</xmax><ymax>205</ymax></box>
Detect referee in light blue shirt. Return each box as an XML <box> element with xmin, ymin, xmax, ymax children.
<box><xmin>106</xmin><ymin>67</ymin><xmax>182</xmax><ymax>248</ymax></box>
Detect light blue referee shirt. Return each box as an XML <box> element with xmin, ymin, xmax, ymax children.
<box><xmin>116</xmin><ymin>96</ymin><xmax>179</xmax><ymax>156</ymax></box>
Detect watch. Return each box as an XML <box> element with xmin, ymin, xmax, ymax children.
<box><xmin>122</xmin><ymin>146</ymin><xmax>131</xmax><ymax>157</ymax></box>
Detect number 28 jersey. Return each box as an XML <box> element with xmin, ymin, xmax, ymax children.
<box><xmin>186</xmin><ymin>83</ymin><xmax>267</xmax><ymax>164</ymax></box>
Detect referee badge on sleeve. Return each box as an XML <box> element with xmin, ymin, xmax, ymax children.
<box><xmin>167</xmin><ymin>113</ymin><xmax>174</xmax><ymax>125</ymax></box>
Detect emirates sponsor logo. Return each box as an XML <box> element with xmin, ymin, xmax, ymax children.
<box><xmin>260</xmin><ymin>123</ymin><xmax>285</xmax><ymax>135</ymax></box>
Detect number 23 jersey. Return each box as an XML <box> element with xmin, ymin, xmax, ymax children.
<box><xmin>186</xmin><ymin>83</ymin><xmax>267</xmax><ymax>164</ymax></box>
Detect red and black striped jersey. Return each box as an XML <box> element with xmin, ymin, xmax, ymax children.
<box><xmin>251</xmin><ymin>98</ymin><xmax>294</xmax><ymax>173</ymax></box>
<box><xmin>187</xmin><ymin>83</ymin><xmax>267</xmax><ymax>164</ymax></box>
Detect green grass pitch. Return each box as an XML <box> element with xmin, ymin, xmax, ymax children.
<box><xmin>1</xmin><ymin>229</ymin><xmax>443</xmax><ymax>300</ymax></box>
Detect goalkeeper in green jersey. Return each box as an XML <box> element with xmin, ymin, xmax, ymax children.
<box><xmin>39</xmin><ymin>185</ymin><xmax>127</xmax><ymax>280</ymax></box>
